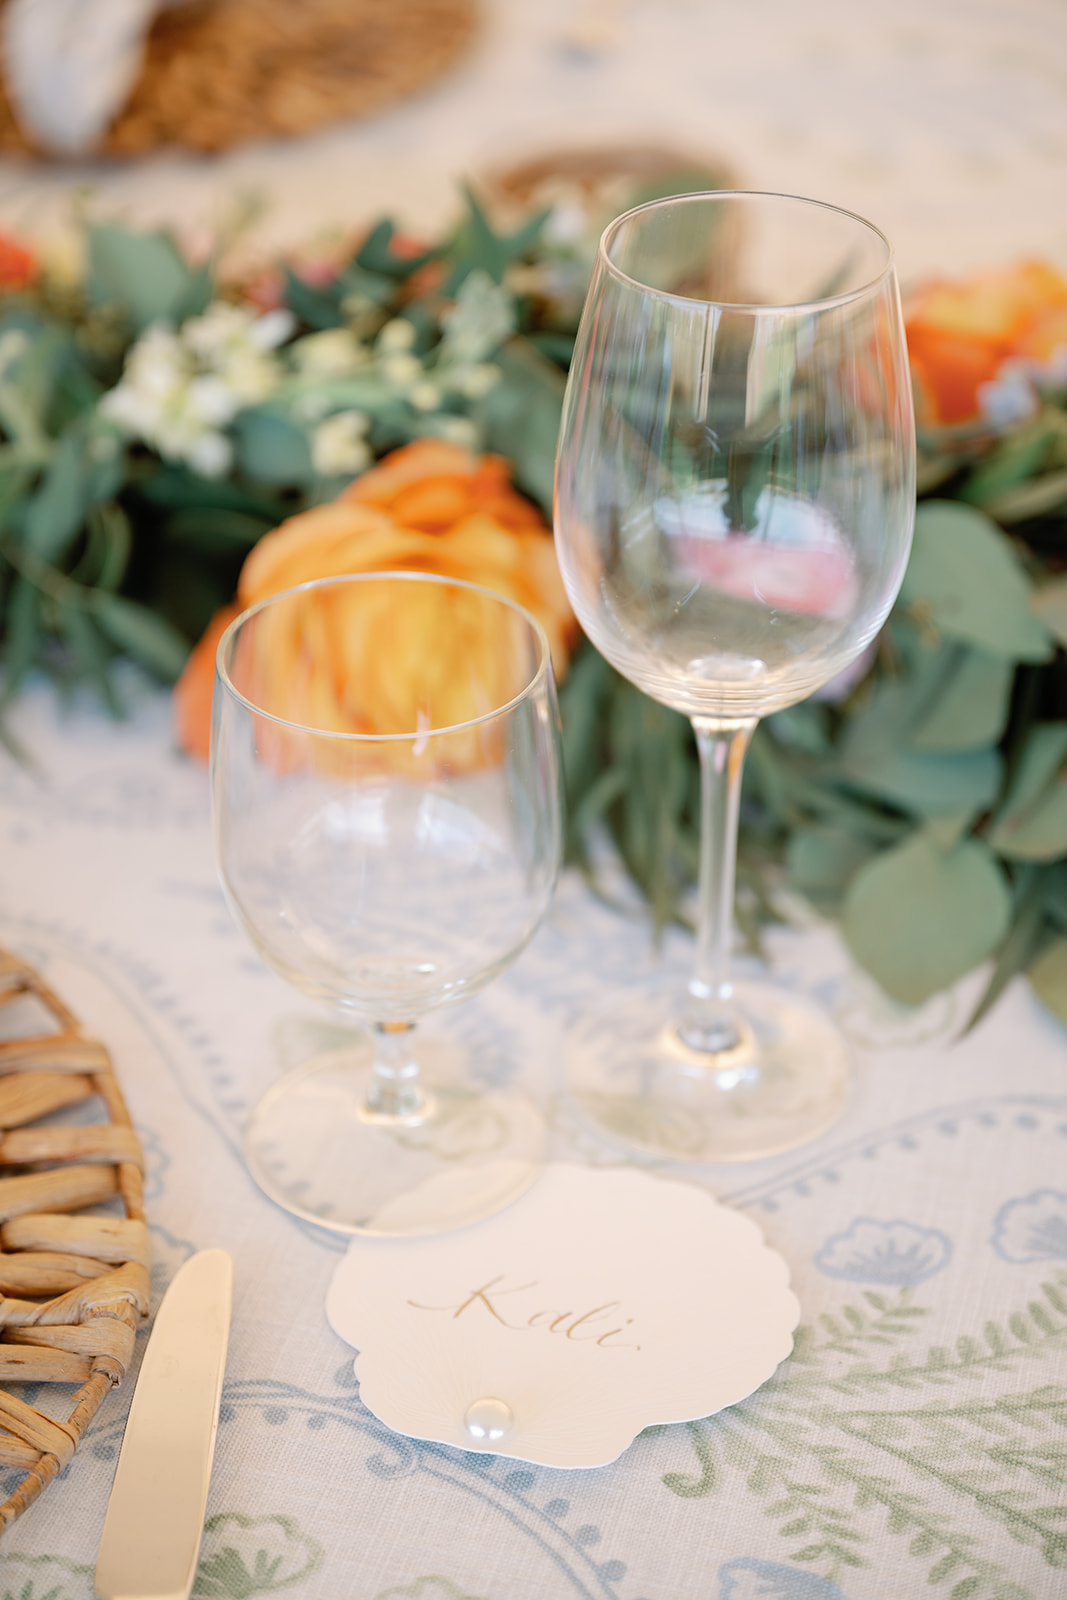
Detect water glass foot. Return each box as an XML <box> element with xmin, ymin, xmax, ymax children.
<box><xmin>567</xmin><ymin>978</ymin><xmax>850</xmax><ymax>1163</ymax></box>
<box><xmin>246</xmin><ymin>1038</ymin><xmax>544</xmax><ymax>1235</ymax></box>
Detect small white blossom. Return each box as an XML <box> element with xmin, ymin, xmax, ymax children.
<box><xmin>408</xmin><ymin>381</ymin><xmax>442</xmax><ymax>413</ymax></box>
<box><xmin>291</xmin><ymin>327</ymin><xmax>369</xmax><ymax>377</ymax></box>
<box><xmin>379</xmin><ymin>351</ymin><xmax>423</xmax><ymax>387</ymax></box>
<box><xmin>543</xmin><ymin>199</ymin><xmax>590</xmax><ymax>247</ymax></box>
<box><xmin>249</xmin><ymin>308</ymin><xmax>296</xmax><ymax>351</ymax></box>
<box><xmin>453</xmin><ymin>362</ymin><xmax>500</xmax><ymax>400</ymax></box>
<box><xmin>97</xmin><ymin>299</ymin><xmax>292</xmax><ymax>474</ymax></box>
<box><xmin>978</xmin><ymin>363</ymin><xmax>1038</xmax><ymax>430</ymax></box>
<box><xmin>439</xmin><ymin>270</ymin><xmax>515</xmax><ymax>366</ymax></box>
<box><xmin>432</xmin><ymin>416</ymin><xmax>479</xmax><ymax>449</ymax></box>
<box><xmin>312</xmin><ymin>410</ymin><xmax>371</xmax><ymax>476</ymax></box>
<box><xmin>377</xmin><ymin>318</ymin><xmax>417</xmax><ymax>354</ymax></box>
<box><xmin>186</xmin><ymin>374</ymin><xmax>238</xmax><ymax>429</ymax></box>
<box><xmin>292</xmin><ymin>391</ymin><xmax>335</xmax><ymax>425</ymax></box>
<box><xmin>186</xmin><ymin>431</ymin><xmax>233</xmax><ymax>479</ymax></box>
<box><xmin>0</xmin><ymin>327</ymin><xmax>29</xmax><ymax>378</ymax></box>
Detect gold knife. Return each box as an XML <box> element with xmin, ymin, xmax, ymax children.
<box><xmin>95</xmin><ymin>1248</ymin><xmax>234</xmax><ymax>1600</ymax></box>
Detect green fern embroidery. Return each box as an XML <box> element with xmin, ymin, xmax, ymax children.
<box><xmin>661</xmin><ymin>1274</ymin><xmax>1067</xmax><ymax>1598</ymax></box>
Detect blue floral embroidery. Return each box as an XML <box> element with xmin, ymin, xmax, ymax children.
<box><xmin>991</xmin><ymin>1189</ymin><xmax>1067</xmax><ymax>1262</ymax></box>
<box><xmin>814</xmin><ymin>1218</ymin><xmax>952</xmax><ymax>1285</ymax></box>
<box><xmin>719</xmin><ymin>1557</ymin><xmax>846</xmax><ymax>1598</ymax></box>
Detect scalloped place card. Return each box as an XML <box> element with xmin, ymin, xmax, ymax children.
<box><xmin>326</xmin><ymin>1163</ymin><xmax>799</xmax><ymax>1468</ymax></box>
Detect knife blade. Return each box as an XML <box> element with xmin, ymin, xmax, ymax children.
<box><xmin>95</xmin><ymin>1248</ymin><xmax>233</xmax><ymax>1600</ymax></box>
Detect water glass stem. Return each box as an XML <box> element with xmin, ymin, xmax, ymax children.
<box><xmin>677</xmin><ymin>716</ymin><xmax>757</xmax><ymax>1056</ymax></box>
<box><xmin>364</xmin><ymin>1021</ymin><xmax>428</xmax><ymax>1123</ymax></box>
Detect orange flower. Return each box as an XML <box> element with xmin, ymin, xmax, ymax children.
<box><xmin>174</xmin><ymin>440</ymin><xmax>576</xmax><ymax>761</ymax></box>
<box><xmin>0</xmin><ymin>232</ymin><xmax>37</xmax><ymax>291</ymax></box>
<box><xmin>906</xmin><ymin>259</ymin><xmax>1067</xmax><ymax>425</ymax></box>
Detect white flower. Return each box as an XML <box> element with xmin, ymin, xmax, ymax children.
<box><xmin>408</xmin><ymin>381</ymin><xmax>442</xmax><ymax>413</ymax></box>
<box><xmin>378</xmin><ymin>351</ymin><xmax>423</xmax><ymax>388</ymax></box>
<box><xmin>0</xmin><ymin>327</ymin><xmax>29</xmax><ymax>377</ymax></box>
<box><xmin>978</xmin><ymin>364</ymin><xmax>1038</xmax><ymax>429</ymax></box>
<box><xmin>292</xmin><ymin>391</ymin><xmax>335</xmax><ymax>425</ymax></box>
<box><xmin>432</xmin><ymin>416</ymin><xmax>479</xmax><ymax>450</ymax></box>
<box><xmin>181</xmin><ymin>302</ymin><xmax>287</xmax><ymax>402</ymax></box>
<box><xmin>250</xmin><ymin>308</ymin><xmax>296</xmax><ymax>351</ymax></box>
<box><xmin>453</xmin><ymin>362</ymin><xmax>500</xmax><ymax>400</ymax></box>
<box><xmin>376</xmin><ymin>318</ymin><xmax>417</xmax><ymax>354</ymax></box>
<box><xmin>186</xmin><ymin>374</ymin><xmax>238</xmax><ymax>429</ymax></box>
<box><xmin>186</xmin><ymin>431</ymin><xmax>233</xmax><ymax>479</ymax></box>
<box><xmin>291</xmin><ymin>328</ymin><xmax>369</xmax><ymax>377</ymax></box>
<box><xmin>311</xmin><ymin>410</ymin><xmax>371</xmax><ymax>476</ymax></box>
<box><xmin>439</xmin><ymin>270</ymin><xmax>515</xmax><ymax>366</ymax></box>
<box><xmin>96</xmin><ymin>298</ymin><xmax>294</xmax><ymax>475</ymax></box>
<box><xmin>543</xmin><ymin>199</ymin><xmax>590</xmax><ymax>247</ymax></box>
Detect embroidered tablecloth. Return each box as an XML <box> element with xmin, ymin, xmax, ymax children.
<box><xmin>0</xmin><ymin>676</ymin><xmax>1064</xmax><ymax>1600</ymax></box>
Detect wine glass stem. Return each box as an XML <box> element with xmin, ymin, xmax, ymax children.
<box><xmin>679</xmin><ymin>716</ymin><xmax>757</xmax><ymax>1054</ymax></box>
<box><xmin>365</xmin><ymin>1021</ymin><xmax>429</xmax><ymax>1124</ymax></box>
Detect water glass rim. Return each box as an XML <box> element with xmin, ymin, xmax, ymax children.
<box><xmin>214</xmin><ymin>569</ymin><xmax>554</xmax><ymax>742</ymax></box>
<box><xmin>598</xmin><ymin>188</ymin><xmax>896</xmax><ymax>314</ymax></box>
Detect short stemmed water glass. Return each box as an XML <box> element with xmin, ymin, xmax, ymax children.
<box><xmin>212</xmin><ymin>572</ymin><xmax>562</xmax><ymax>1233</ymax></box>
<box><xmin>555</xmin><ymin>191</ymin><xmax>915</xmax><ymax>1161</ymax></box>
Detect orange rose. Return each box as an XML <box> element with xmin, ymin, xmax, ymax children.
<box><xmin>0</xmin><ymin>232</ymin><xmax>37</xmax><ymax>290</ymax></box>
<box><xmin>174</xmin><ymin>440</ymin><xmax>576</xmax><ymax>761</ymax></box>
<box><xmin>906</xmin><ymin>259</ymin><xmax>1067</xmax><ymax>425</ymax></box>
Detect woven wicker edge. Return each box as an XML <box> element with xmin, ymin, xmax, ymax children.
<box><xmin>0</xmin><ymin>947</ymin><xmax>149</xmax><ymax>1536</ymax></box>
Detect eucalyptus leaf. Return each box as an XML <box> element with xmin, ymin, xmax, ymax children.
<box><xmin>841</xmin><ymin>834</ymin><xmax>1012</xmax><ymax>1004</ymax></box>
<box><xmin>923</xmin><ymin>811</ymin><xmax>980</xmax><ymax>851</ymax></box>
<box><xmin>0</xmin><ymin>574</ymin><xmax>41</xmax><ymax>699</ymax></box>
<box><xmin>479</xmin><ymin>337</ymin><xmax>564</xmax><ymax>513</ymax></box>
<box><xmin>900</xmin><ymin>501</ymin><xmax>1051</xmax><ymax>662</ymax></box>
<box><xmin>23</xmin><ymin>430</ymin><xmax>88</xmax><ymax>562</ymax></box>
<box><xmin>786</xmin><ymin>826</ymin><xmax>876</xmax><ymax>906</ymax></box>
<box><xmin>984</xmin><ymin>468</ymin><xmax>1067</xmax><ymax>525</ymax></box>
<box><xmin>964</xmin><ymin>866</ymin><xmax>1046</xmax><ymax>1034</ymax></box>
<box><xmin>57</xmin><ymin>602</ymin><xmax>119</xmax><ymax>716</ymax></box>
<box><xmin>1045</xmin><ymin>862</ymin><xmax>1067</xmax><ymax>930</ymax></box>
<box><xmin>355</xmin><ymin>219</ymin><xmax>439</xmax><ymax>280</ymax></box>
<box><xmin>1028</xmin><ymin>937</ymin><xmax>1067</xmax><ymax>1026</ymax></box>
<box><xmin>959</xmin><ymin>416</ymin><xmax>1056</xmax><ymax>506</ymax></box>
<box><xmin>283</xmin><ymin>269</ymin><xmax>343</xmax><ymax>331</ymax></box>
<box><xmin>447</xmin><ymin>186</ymin><xmax>549</xmax><ymax>291</ymax></box>
<box><xmin>164</xmin><ymin>508</ymin><xmax>273</xmax><ymax>552</ymax></box>
<box><xmin>1030</xmin><ymin>577</ymin><xmax>1067</xmax><ymax>648</ymax></box>
<box><xmin>87</xmin><ymin>224</ymin><xmax>202</xmax><ymax>334</ymax></box>
<box><xmin>91</xmin><ymin>593</ymin><xmax>189</xmax><ymax>682</ymax></box>
<box><xmin>234</xmin><ymin>411</ymin><xmax>314</xmax><ymax>487</ymax></box>
<box><xmin>137</xmin><ymin>466</ymin><xmax>281</xmax><ymax>519</ymax></box>
<box><xmin>911</xmin><ymin>647</ymin><xmax>1014</xmax><ymax>752</ymax></box>
<box><xmin>841</xmin><ymin>745</ymin><xmax>1001</xmax><ymax>818</ymax></box>
<box><xmin>988</xmin><ymin>724</ymin><xmax>1067</xmax><ymax>861</ymax></box>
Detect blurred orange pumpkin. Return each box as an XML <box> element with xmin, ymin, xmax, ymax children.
<box><xmin>174</xmin><ymin>440</ymin><xmax>576</xmax><ymax>761</ymax></box>
<box><xmin>906</xmin><ymin>259</ymin><xmax>1067</xmax><ymax>425</ymax></box>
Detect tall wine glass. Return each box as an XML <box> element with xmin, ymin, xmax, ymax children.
<box><xmin>555</xmin><ymin>192</ymin><xmax>915</xmax><ymax>1161</ymax></box>
<box><xmin>212</xmin><ymin>572</ymin><xmax>562</xmax><ymax>1233</ymax></box>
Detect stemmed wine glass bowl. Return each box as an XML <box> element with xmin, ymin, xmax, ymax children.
<box><xmin>212</xmin><ymin>572</ymin><xmax>562</xmax><ymax>1233</ymax></box>
<box><xmin>554</xmin><ymin>191</ymin><xmax>915</xmax><ymax>1161</ymax></box>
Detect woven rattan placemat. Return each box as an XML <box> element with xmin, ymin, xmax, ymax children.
<box><xmin>0</xmin><ymin>947</ymin><xmax>149</xmax><ymax>1535</ymax></box>
<box><xmin>0</xmin><ymin>0</ymin><xmax>478</xmax><ymax>157</ymax></box>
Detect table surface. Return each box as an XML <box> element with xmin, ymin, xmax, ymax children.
<box><xmin>1</xmin><ymin>674</ymin><xmax>1065</xmax><ymax>1600</ymax></box>
<box><xmin>1</xmin><ymin>4</ymin><xmax>1067</xmax><ymax>1595</ymax></box>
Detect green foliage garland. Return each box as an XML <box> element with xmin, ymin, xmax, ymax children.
<box><xmin>0</xmin><ymin>188</ymin><xmax>1064</xmax><ymax>1025</ymax></box>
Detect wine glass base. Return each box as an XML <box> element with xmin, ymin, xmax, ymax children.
<box><xmin>567</xmin><ymin>978</ymin><xmax>849</xmax><ymax>1163</ymax></box>
<box><xmin>245</xmin><ymin>1039</ymin><xmax>543</xmax><ymax>1236</ymax></box>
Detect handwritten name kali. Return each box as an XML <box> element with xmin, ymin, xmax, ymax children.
<box><xmin>408</xmin><ymin>1274</ymin><xmax>640</xmax><ymax>1349</ymax></box>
